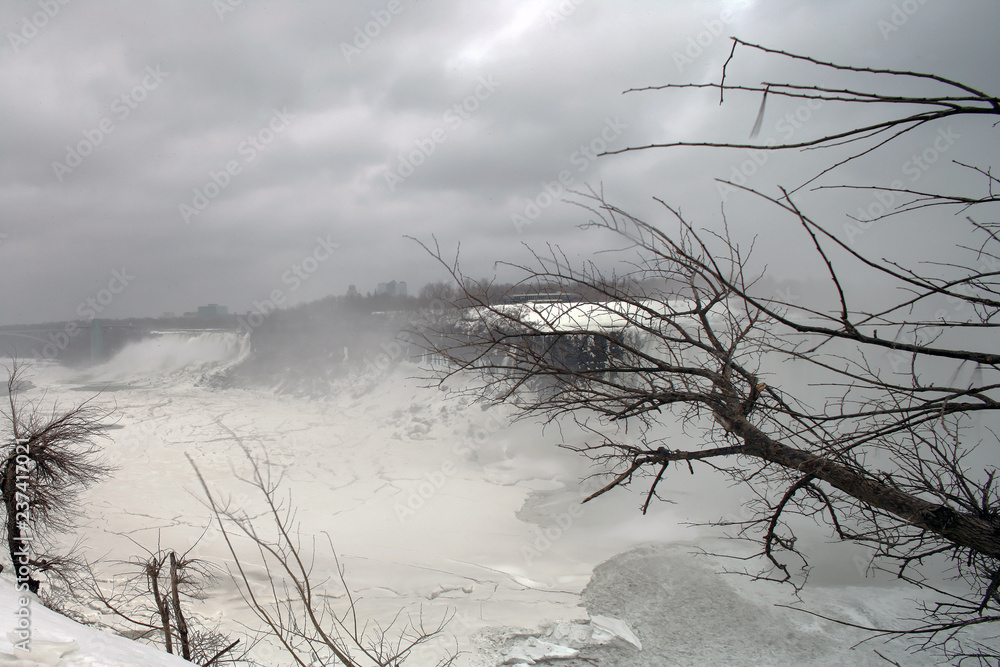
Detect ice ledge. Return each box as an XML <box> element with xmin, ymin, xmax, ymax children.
<box><xmin>498</xmin><ymin>614</ymin><xmax>641</xmax><ymax>665</ymax></box>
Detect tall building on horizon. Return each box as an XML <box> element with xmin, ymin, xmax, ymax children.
<box><xmin>375</xmin><ymin>280</ymin><xmax>407</xmax><ymax>297</ymax></box>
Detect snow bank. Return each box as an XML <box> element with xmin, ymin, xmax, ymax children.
<box><xmin>0</xmin><ymin>578</ymin><xmax>190</xmax><ymax>666</ymax></box>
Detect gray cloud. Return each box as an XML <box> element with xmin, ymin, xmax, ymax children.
<box><xmin>0</xmin><ymin>0</ymin><xmax>996</xmax><ymax>324</ymax></box>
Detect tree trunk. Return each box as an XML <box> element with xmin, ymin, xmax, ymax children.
<box><xmin>147</xmin><ymin>561</ymin><xmax>172</xmax><ymax>654</ymax></box>
<box><xmin>2</xmin><ymin>455</ymin><xmax>38</xmax><ymax>594</ymax></box>
<box><xmin>1</xmin><ymin>458</ymin><xmax>11</xmax><ymax>576</ymax></box>
<box><xmin>724</xmin><ymin>411</ymin><xmax>1000</xmax><ymax>558</ymax></box>
<box><xmin>169</xmin><ymin>552</ymin><xmax>190</xmax><ymax>661</ymax></box>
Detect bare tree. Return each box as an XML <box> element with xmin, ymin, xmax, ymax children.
<box><xmin>78</xmin><ymin>538</ymin><xmax>246</xmax><ymax>666</ymax></box>
<box><xmin>1</xmin><ymin>361</ymin><xmax>114</xmax><ymax>595</ymax></box>
<box><xmin>416</xmin><ymin>39</ymin><xmax>1000</xmax><ymax>664</ymax></box>
<box><xmin>189</xmin><ymin>435</ymin><xmax>455</xmax><ymax>667</ymax></box>
<box><xmin>418</xmin><ymin>281</ymin><xmax>458</xmax><ymax>304</ymax></box>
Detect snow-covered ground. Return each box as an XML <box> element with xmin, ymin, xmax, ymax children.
<box><xmin>0</xmin><ymin>578</ymin><xmax>193</xmax><ymax>666</ymax></box>
<box><xmin>0</xmin><ymin>332</ymin><xmax>977</xmax><ymax>665</ymax></box>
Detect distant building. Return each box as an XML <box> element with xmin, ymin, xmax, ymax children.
<box><xmin>197</xmin><ymin>304</ymin><xmax>228</xmax><ymax>318</ymax></box>
<box><xmin>346</xmin><ymin>284</ymin><xmax>360</xmax><ymax>298</ymax></box>
<box><xmin>376</xmin><ymin>280</ymin><xmax>407</xmax><ymax>297</ymax></box>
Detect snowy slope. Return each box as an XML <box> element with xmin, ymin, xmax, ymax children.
<box><xmin>0</xmin><ymin>579</ymin><xmax>191</xmax><ymax>666</ymax></box>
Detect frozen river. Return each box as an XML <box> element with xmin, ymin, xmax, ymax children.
<box><xmin>6</xmin><ymin>332</ymin><xmax>960</xmax><ymax>665</ymax></box>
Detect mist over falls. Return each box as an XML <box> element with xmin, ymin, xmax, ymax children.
<box><xmin>210</xmin><ymin>295</ymin><xmax>444</xmax><ymax>395</ymax></box>
<box><xmin>0</xmin><ymin>292</ymin><xmax>983</xmax><ymax>665</ymax></box>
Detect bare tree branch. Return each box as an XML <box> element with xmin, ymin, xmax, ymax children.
<box><xmin>416</xmin><ymin>40</ymin><xmax>1000</xmax><ymax>664</ymax></box>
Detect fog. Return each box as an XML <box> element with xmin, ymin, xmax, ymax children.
<box><xmin>1</xmin><ymin>1</ymin><xmax>998</xmax><ymax>665</ymax></box>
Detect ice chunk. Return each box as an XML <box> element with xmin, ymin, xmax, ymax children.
<box><xmin>543</xmin><ymin>620</ymin><xmax>593</xmax><ymax>648</ymax></box>
<box><xmin>590</xmin><ymin>615</ymin><xmax>642</xmax><ymax>650</ymax></box>
<box><xmin>501</xmin><ymin>637</ymin><xmax>580</xmax><ymax>664</ymax></box>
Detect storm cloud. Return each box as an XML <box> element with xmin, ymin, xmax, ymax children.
<box><xmin>1</xmin><ymin>0</ymin><xmax>996</xmax><ymax>324</ymax></box>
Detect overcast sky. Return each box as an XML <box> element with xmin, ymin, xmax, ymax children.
<box><xmin>1</xmin><ymin>0</ymin><xmax>997</xmax><ymax>325</ymax></box>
